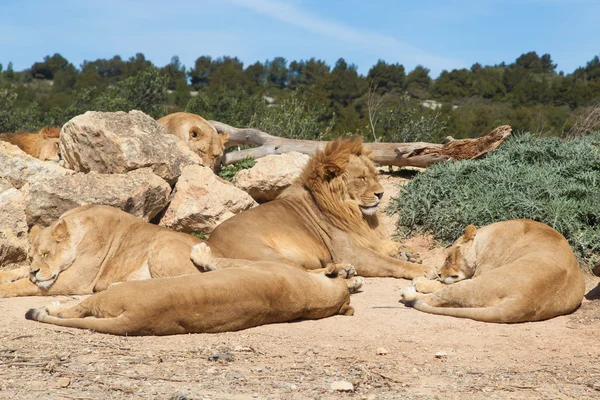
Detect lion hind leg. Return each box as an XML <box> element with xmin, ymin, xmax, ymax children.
<box><xmin>345</xmin><ymin>276</ymin><xmax>364</xmax><ymax>294</ymax></box>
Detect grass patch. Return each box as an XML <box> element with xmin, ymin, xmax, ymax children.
<box><xmin>218</xmin><ymin>157</ymin><xmax>256</xmax><ymax>182</ymax></box>
<box><xmin>388</xmin><ymin>132</ymin><xmax>600</xmax><ymax>269</ymax></box>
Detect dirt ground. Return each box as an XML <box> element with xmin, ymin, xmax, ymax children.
<box><xmin>1</xmin><ymin>172</ymin><xmax>599</xmax><ymax>400</ymax></box>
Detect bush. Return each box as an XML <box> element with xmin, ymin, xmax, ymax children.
<box><xmin>218</xmin><ymin>158</ymin><xmax>256</xmax><ymax>182</ymax></box>
<box><xmin>0</xmin><ymin>89</ymin><xmax>42</xmax><ymax>132</ymax></box>
<box><xmin>388</xmin><ymin>132</ymin><xmax>600</xmax><ymax>268</ymax></box>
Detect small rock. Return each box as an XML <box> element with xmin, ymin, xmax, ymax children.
<box><xmin>206</xmin><ymin>367</ymin><xmax>217</xmax><ymax>374</ymax></box>
<box><xmin>208</xmin><ymin>352</ymin><xmax>234</xmax><ymax>362</ymax></box>
<box><xmin>331</xmin><ymin>381</ymin><xmax>354</xmax><ymax>392</ymax></box>
<box><xmin>233</xmin><ymin>346</ymin><xmax>253</xmax><ymax>352</ymax></box>
<box><xmin>435</xmin><ymin>351</ymin><xmax>448</xmax><ymax>359</ymax></box>
<box><xmin>376</xmin><ymin>347</ymin><xmax>388</xmax><ymax>355</ymax></box>
<box><xmin>312</xmin><ymin>348</ymin><xmax>320</xmax><ymax>354</ymax></box>
<box><xmin>55</xmin><ymin>377</ymin><xmax>70</xmax><ymax>388</ymax></box>
<box><xmin>290</xmin><ymin>384</ymin><xmax>298</xmax><ymax>390</ymax></box>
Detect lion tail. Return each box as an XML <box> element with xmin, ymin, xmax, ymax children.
<box><xmin>25</xmin><ymin>308</ymin><xmax>132</xmax><ymax>335</ymax></box>
<box><xmin>409</xmin><ymin>300</ymin><xmax>519</xmax><ymax>323</ymax></box>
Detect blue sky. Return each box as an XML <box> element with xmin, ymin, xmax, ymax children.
<box><xmin>1</xmin><ymin>0</ymin><xmax>598</xmax><ymax>78</ymax></box>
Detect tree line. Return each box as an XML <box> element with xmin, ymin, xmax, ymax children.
<box><xmin>1</xmin><ymin>51</ymin><xmax>599</xmax><ymax>141</ymax></box>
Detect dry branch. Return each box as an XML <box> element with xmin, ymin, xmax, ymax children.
<box><xmin>209</xmin><ymin>120</ymin><xmax>512</xmax><ymax>168</ymax></box>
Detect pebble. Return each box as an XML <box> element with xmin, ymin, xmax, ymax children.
<box><xmin>331</xmin><ymin>380</ymin><xmax>354</xmax><ymax>392</ymax></box>
<box><xmin>435</xmin><ymin>351</ymin><xmax>448</xmax><ymax>359</ymax></box>
<box><xmin>55</xmin><ymin>377</ymin><xmax>70</xmax><ymax>388</ymax></box>
<box><xmin>290</xmin><ymin>384</ymin><xmax>298</xmax><ymax>390</ymax></box>
<box><xmin>376</xmin><ymin>347</ymin><xmax>388</xmax><ymax>355</ymax></box>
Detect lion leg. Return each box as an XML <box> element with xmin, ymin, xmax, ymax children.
<box><xmin>380</xmin><ymin>241</ymin><xmax>423</xmax><ymax>264</ymax></box>
<box><xmin>345</xmin><ymin>276</ymin><xmax>364</xmax><ymax>294</ymax></box>
<box><xmin>0</xmin><ymin>278</ymin><xmax>46</xmax><ymax>298</ymax></box>
<box><xmin>348</xmin><ymin>247</ymin><xmax>437</xmax><ymax>279</ymax></box>
<box><xmin>412</xmin><ymin>277</ymin><xmax>446</xmax><ymax>294</ymax></box>
<box><xmin>0</xmin><ymin>266</ymin><xmax>30</xmax><ymax>284</ymax></box>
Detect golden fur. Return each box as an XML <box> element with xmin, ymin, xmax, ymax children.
<box><xmin>0</xmin><ymin>127</ymin><xmax>61</xmax><ymax>161</ymax></box>
<box><xmin>157</xmin><ymin>112</ymin><xmax>229</xmax><ymax>171</ymax></box>
<box><xmin>399</xmin><ymin>220</ymin><xmax>585</xmax><ymax>323</ymax></box>
<box><xmin>25</xmin><ymin>243</ymin><xmax>355</xmax><ymax>336</ymax></box>
<box><xmin>0</xmin><ymin>205</ymin><xmax>209</xmax><ymax>298</ymax></box>
<box><xmin>207</xmin><ymin>137</ymin><xmax>435</xmax><ymax>279</ymax></box>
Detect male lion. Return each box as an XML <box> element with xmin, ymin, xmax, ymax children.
<box><xmin>25</xmin><ymin>243</ymin><xmax>355</xmax><ymax>336</ymax></box>
<box><xmin>157</xmin><ymin>112</ymin><xmax>229</xmax><ymax>171</ymax></box>
<box><xmin>0</xmin><ymin>205</ymin><xmax>208</xmax><ymax>298</ymax></box>
<box><xmin>207</xmin><ymin>137</ymin><xmax>435</xmax><ymax>279</ymax></box>
<box><xmin>0</xmin><ymin>126</ymin><xmax>61</xmax><ymax>162</ymax></box>
<box><xmin>399</xmin><ymin>220</ymin><xmax>585</xmax><ymax>323</ymax></box>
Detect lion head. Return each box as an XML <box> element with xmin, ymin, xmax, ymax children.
<box><xmin>36</xmin><ymin>127</ymin><xmax>61</xmax><ymax>162</ymax></box>
<box><xmin>28</xmin><ymin>219</ymin><xmax>77</xmax><ymax>289</ymax></box>
<box><xmin>158</xmin><ymin>112</ymin><xmax>229</xmax><ymax>171</ymax></box>
<box><xmin>297</xmin><ymin>137</ymin><xmax>385</xmax><ymax>246</ymax></box>
<box><xmin>439</xmin><ymin>224</ymin><xmax>478</xmax><ymax>284</ymax></box>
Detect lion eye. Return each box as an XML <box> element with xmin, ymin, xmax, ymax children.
<box><xmin>191</xmin><ymin>131</ymin><xmax>198</xmax><ymax>138</ymax></box>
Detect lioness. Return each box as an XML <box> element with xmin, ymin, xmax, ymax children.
<box><xmin>0</xmin><ymin>205</ymin><xmax>208</xmax><ymax>298</ymax></box>
<box><xmin>157</xmin><ymin>112</ymin><xmax>229</xmax><ymax>171</ymax></box>
<box><xmin>0</xmin><ymin>127</ymin><xmax>61</xmax><ymax>162</ymax></box>
<box><xmin>399</xmin><ymin>220</ymin><xmax>585</xmax><ymax>323</ymax></box>
<box><xmin>207</xmin><ymin>137</ymin><xmax>435</xmax><ymax>279</ymax></box>
<box><xmin>25</xmin><ymin>243</ymin><xmax>355</xmax><ymax>336</ymax></box>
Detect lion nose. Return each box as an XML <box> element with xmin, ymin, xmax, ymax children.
<box><xmin>30</xmin><ymin>268</ymin><xmax>39</xmax><ymax>279</ymax></box>
<box><xmin>375</xmin><ymin>191</ymin><xmax>383</xmax><ymax>200</ymax></box>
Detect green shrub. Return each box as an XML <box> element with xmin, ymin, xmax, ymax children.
<box><xmin>388</xmin><ymin>132</ymin><xmax>600</xmax><ymax>268</ymax></box>
<box><xmin>218</xmin><ymin>157</ymin><xmax>257</xmax><ymax>182</ymax></box>
<box><xmin>0</xmin><ymin>89</ymin><xmax>42</xmax><ymax>132</ymax></box>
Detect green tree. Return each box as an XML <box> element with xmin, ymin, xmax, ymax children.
<box><xmin>188</xmin><ymin>56</ymin><xmax>213</xmax><ymax>89</ymax></box>
<box><xmin>367</xmin><ymin>60</ymin><xmax>405</xmax><ymax>93</ymax></box>
<box><xmin>405</xmin><ymin>65</ymin><xmax>431</xmax><ymax>99</ymax></box>
<box><xmin>160</xmin><ymin>55</ymin><xmax>187</xmax><ymax>90</ymax></box>
<box><xmin>52</xmin><ymin>63</ymin><xmax>78</xmax><ymax>93</ymax></box>
<box><xmin>31</xmin><ymin>53</ymin><xmax>69</xmax><ymax>79</ymax></box>
<box><xmin>265</xmin><ymin>57</ymin><xmax>288</xmax><ymax>89</ymax></box>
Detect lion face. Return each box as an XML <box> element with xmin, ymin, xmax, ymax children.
<box><xmin>37</xmin><ymin>138</ymin><xmax>61</xmax><ymax>162</ymax></box>
<box><xmin>29</xmin><ymin>220</ymin><xmax>77</xmax><ymax>289</ymax></box>
<box><xmin>188</xmin><ymin>128</ymin><xmax>229</xmax><ymax>171</ymax></box>
<box><xmin>439</xmin><ymin>225</ymin><xmax>478</xmax><ymax>284</ymax></box>
<box><xmin>345</xmin><ymin>154</ymin><xmax>384</xmax><ymax>216</ymax></box>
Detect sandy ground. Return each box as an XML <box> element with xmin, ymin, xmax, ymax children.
<box><xmin>1</xmin><ymin>171</ymin><xmax>599</xmax><ymax>400</ymax></box>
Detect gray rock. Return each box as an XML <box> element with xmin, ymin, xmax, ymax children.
<box><xmin>60</xmin><ymin>110</ymin><xmax>202</xmax><ymax>184</ymax></box>
<box><xmin>0</xmin><ymin>179</ymin><xmax>29</xmax><ymax>270</ymax></box>
<box><xmin>159</xmin><ymin>165</ymin><xmax>256</xmax><ymax>234</ymax></box>
<box><xmin>233</xmin><ymin>152</ymin><xmax>309</xmax><ymax>203</ymax></box>
<box><xmin>23</xmin><ymin>168</ymin><xmax>171</xmax><ymax>227</ymax></box>
<box><xmin>0</xmin><ymin>141</ymin><xmax>73</xmax><ymax>189</ymax></box>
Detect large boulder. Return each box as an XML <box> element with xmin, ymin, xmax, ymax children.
<box><xmin>159</xmin><ymin>165</ymin><xmax>257</xmax><ymax>234</ymax></box>
<box><xmin>60</xmin><ymin>110</ymin><xmax>203</xmax><ymax>184</ymax></box>
<box><xmin>233</xmin><ymin>152</ymin><xmax>309</xmax><ymax>202</ymax></box>
<box><xmin>23</xmin><ymin>168</ymin><xmax>171</xmax><ymax>227</ymax></box>
<box><xmin>0</xmin><ymin>141</ymin><xmax>73</xmax><ymax>189</ymax></box>
<box><xmin>0</xmin><ymin>179</ymin><xmax>30</xmax><ymax>270</ymax></box>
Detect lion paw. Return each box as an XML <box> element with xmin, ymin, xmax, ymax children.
<box><xmin>190</xmin><ymin>243</ymin><xmax>217</xmax><ymax>272</ymax></box>
<box><xmin>399</xmin><ymin>286</ymin><xmax>418</xmax><ymax>304</ymax></box>
<box><xmin>397</xmin><ymin>246</ymin><xmax>423</xmax><ymax>264</ymax></box>
<box><xmin>346</xmin><ymin>277</ymin><xmax>364</xmax><ymax>294</ymax></box>
<box><xmin>337</xmin><ymin>264</ymin><xmax>357</xmax><ymax>279</ymax></box>
<box><xmin>412</xmin><ymin>277</ymin><xmax>443</xmax><ymax>293</ymax></box>
<box><xmin>44</xmin><ymin>301</ymin><xmax>63</xmax><ymax>317</ymax></box>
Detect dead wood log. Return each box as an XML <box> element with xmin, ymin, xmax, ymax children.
<box><xmin>209</xmin><ymin>121</ymin><xmax>512</xmax><ymax>168</ymax></box>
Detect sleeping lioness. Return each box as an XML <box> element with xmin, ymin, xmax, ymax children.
<box><xmin>399</xmin><ymin>220</ymin><xmax>585</xmax><ymax>323</ymax></box>
<box><xmin>25</xmin><ymin>243</ymin><xmax>356</xmax><ymax>336</ymax></box>
<box><xmin>0</xmin><ymin>205</ymin><xmax>208</xmax><ymax>297</ymax></box>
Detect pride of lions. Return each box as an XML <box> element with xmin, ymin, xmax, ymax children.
<box><xmin>0</xmin><ymin>114</ymin><xmax>590</xmax><ymax>336</ymax></box>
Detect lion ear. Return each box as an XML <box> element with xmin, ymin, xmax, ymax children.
<box><xmin>29</xmin><ymin>225</ymin><xmax>44</xmax><ymax>245</ymax></box>
<box><xmin>52</xmin><ymin>220</ymin><xmax>69</xmax><ymax>242</ymax></box>
<box><xmin>462</xmin><ymin>224</ymin><xmax>477</xmax><ymax>242</ymax></box>
<box><xmin>189</xmin><ymin>128</ymin><xmax>204</xmax><ymax>139</ymax></box>
<box><xmin>219</xmin><ymin>132</ymin><xmax>230</xmax><ymax>148</ymax></box>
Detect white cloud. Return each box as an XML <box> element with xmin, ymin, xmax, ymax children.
<box><xmin>225</xmin><ymin>0</ymin><xmax>465</xmax><ymax>74</ymax></box>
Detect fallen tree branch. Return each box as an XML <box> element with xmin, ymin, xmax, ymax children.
<box><xmin>209</xmin><ymin>120</ymin><xmax>512</xmax><ymax>168</ymax></box>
